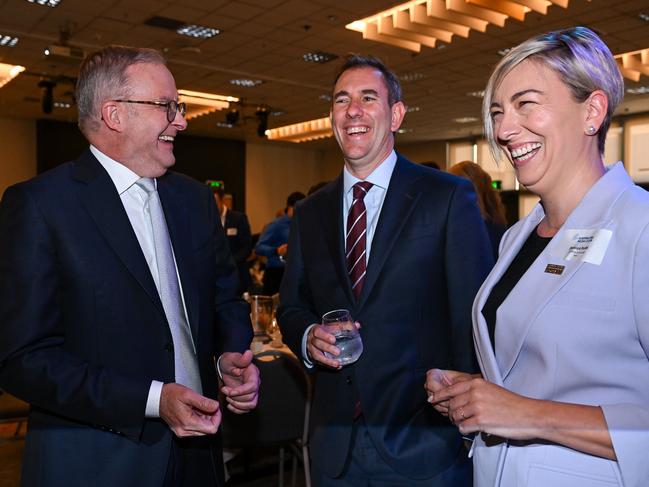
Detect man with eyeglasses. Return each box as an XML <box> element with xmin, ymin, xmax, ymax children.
<box><xmin>0</xmin><ymin>46</ymin><xmax>259</xmax><ymax>487</ymax></box>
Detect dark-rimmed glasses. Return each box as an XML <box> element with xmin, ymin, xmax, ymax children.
<box><xmin>112</xmin><ymin>99</ymin><xmax>187</xmax><ymax>123</ymax></box>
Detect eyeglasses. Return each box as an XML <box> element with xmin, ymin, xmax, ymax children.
<box><xmin>112</xmin><ymin>99</ymin><xmax>187</xmax><ymax>123</ymax></box>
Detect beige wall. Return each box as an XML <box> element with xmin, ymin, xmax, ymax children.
<box><xmin>245</xmin><ymin>142</ymin><xmax>339</xmax><ymax>234</ymax></box>
<box><xmin>397</xmin><ymin>140</ymin><xmax>447</xmax><ymax>168</ymax></box>
<box><xmin>0</xmin><ymin>118</ymin><xmax>37</xmax><ymax>197</ymax></box>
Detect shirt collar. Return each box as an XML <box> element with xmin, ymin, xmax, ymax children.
<box><xmin>343</xmin><ymin>150</ymin><xmax>397</xmax><ymax>196</ymax></box>
<box><xmin>90</xmin><ymin>145</ymin><xmax>147</xmax><ymax>195</ymax></box>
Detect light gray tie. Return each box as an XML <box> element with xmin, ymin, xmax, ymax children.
<box><xmin>137</xmin><ymin>178</ymin><xmax>202</xmax><ymax>394</ymax></box>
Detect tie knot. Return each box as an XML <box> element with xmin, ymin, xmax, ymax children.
<box><xmin>136</xmin><ymin>177</ymin><xmax>156</xmax><ymax>194</ymax></box>
<box><xmin>353</xmin><ymin>181</ymin><xmax>373</xmax><ymax>200</ymax></box>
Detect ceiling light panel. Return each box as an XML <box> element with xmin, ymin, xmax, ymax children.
<box><xmin>346</xmin><ymin>0</ymin><xmax>571</xmax><ymax>53</ymax></box>
<box><xmin>177</xmin><ymin>25</ymin><xmax>220</xmax><ymax>39</ymax></box>
<box><xmin>230</xmin><ymin>79</ymin><xmax>263</xmax><ymax>87</ymax></box>
<box><xmin>0</xmin><ymin>35</ymin><xmax>19</xmax><ymax>47</ymax></box>
<box><xmin>265</xmin><ymin>117</ymin><xmax>332</xmax><ymax>143</ymax></box>
<box><xmin>26</xmin><ymin>0</ymin><xmax>60</xmax><ymax>6</ymax></box>
<box><xmin>0</xmin><ymin>62</ymin><xmax>25</xmax><ymax>88</ymax></box>
<box><xmin>303</xmin><ymin>51</ymin><xmax>339</xmax><ymax>63</ymax></box>
<box><xmin>615</xmin><ymin>49</ymin><xmax>649</xmax><ymax>82</ymax></box>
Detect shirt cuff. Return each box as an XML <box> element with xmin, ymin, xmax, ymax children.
<box><xmin>145</xmin><ymin>380</ymin><xmax>164</xmax><ymax>418</ymax></box>
<box><xmin>301</xmin><ymin>323</ymin><xmax>318</xmax><ymax>369</ymax></box>
<box><xmin>216</xmin><ymin>354</ymin><xmax>224</xmax><ymax>380</ymax></box>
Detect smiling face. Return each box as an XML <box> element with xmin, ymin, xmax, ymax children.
<box><xmin>118</xmin><ymin>62</ymin><xmax>187</xmax><ymax>178</ymax></box>
<box><xmin>490</xmin><ymin>59</ymin><xmax>594</xmax><ymax>197</ymax></box>
<box><xmin>331</xmin><ymin>66</ymin><xmax>405</xmax><ymax>179</ymax></box>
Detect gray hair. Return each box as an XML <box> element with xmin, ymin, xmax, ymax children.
<box><xmin>333</xmin><ymin>54</ymin><xmax>403</xmax><ymax>106</ymax></box>
<box><xmin>483</xmin><ymin>26</ymin><xmax>624</xmax><ymax>157</ymax></box>
<box><xmin>76</xmin><ymin>46</ymin><xmax>166</xmax><ymax>135</ymax></box>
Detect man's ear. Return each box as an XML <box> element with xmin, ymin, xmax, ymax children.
<box><xmin>100</xmin><ymin>101</ymin><xmax>123</xmax><ymax>132</ymax></box>
<box><xmin>390</xmin><ymin>101</ymin><xmax>406</xmax><ymax>132</ymax></box>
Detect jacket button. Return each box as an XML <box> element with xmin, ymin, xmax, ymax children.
<box><xmin>164</xmin><ymin>342</ymin><xmax>174</xmax><ymax>352</ymax></box>
<box><xmin>346</xmin><ymin>376</ymin><xmax>352</xmax><ymax>385</ymax></box>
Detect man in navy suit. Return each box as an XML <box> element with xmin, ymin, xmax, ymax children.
<box><xmin>278</xmin><ymin>55</ymin><xmax>493</xmax><ymax>486</ymax></box>
<box><xmin>0</xmin><ymin>46</ymin><xmax>259</xmax><ymax>487</ymax></box>
<box><xmin>212</xmin><ymin>187</ymin><xmax>252</xmax><ymax>295</ymax></box>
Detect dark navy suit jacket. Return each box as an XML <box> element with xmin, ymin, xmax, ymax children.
<box><xmin>0</xmin><ymin>150</ymin><xmax>251</xmax><ymax>487</ymax></box>
<box><xmin>278</xmin><ymin>155</ymin><xmax>493</xmax><ymax>481</ymax></box>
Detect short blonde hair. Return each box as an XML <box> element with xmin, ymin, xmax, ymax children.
<box><xmin>483</xmin><ymin>27</ymin><xmax>623</xmax><ymax>158</ymax></box>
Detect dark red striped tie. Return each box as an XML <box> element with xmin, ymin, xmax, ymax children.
<box><xmin>346</xmin><ymin>181</ymin><xmax>373</xmax><ymax>300</ymax></box>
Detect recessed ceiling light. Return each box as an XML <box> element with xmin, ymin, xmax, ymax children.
<box><xmin>399</xmin><ymin>72</ymin><xmax>425</xmax><ymax>82</ymax></box>
<box><xmin>454</xmin><ymin>117</ymin><xmax>479</xmax><ymax>123</ymax></box>
<box><xmin>466</xmin><ymin>90</ymin><xmax>485</xmax><ymax>98</ymax></box>
<box><xmin>406</xmin><ymin>106</ymin><xmax>420</xmax><ymax>113</ymax></box>
<box><xmin>303</xmin><ymin>51</ymin><xmax>339</xmax><ymax>63</ymax></box>
<box><xmin>639</xmin><ymin>13</ymin><xmax>649</xmax><ymax>22</ymax></box>
<box><xmin>497</xmin><ymin>48</ymin><xmax>512</xmax><ymax>57</ymax></box>
<box><xmin>318</xmin><ymin>93</ymin><xmax>332</xmax><ymax>102</ymax></box>
<box><xmin>397</xmin><ymin>128</ymin><xmax>413</xmax><ymax>134</ymax></box>
<box><xmin>0</xmin><ymin>35</ymin><xmax>19</xmax><ymax>47</ymax></box>
<box><xmin>144</xmin><ymin>16</ymin><xmax>220</xmax><ymax>39</ymax></box>
<box><xmin>229</xmin><ymin>79</ymin><xmax>263</xmax><ymax>87</ymax></box>
<box><xmin>54</xmin><ymin>101</ymin><xmax>71</xmax><ymax>108</ymax></box>
<box><xmin>627</xmin><ymin>86</ymin><xmax>649</xmax><ymax>95</ymax></box>
<box><xmin>26</xmin><ymin>0</ymin><xmax>60</xmax><ymax>6</ymax></box>
<box><xmin>216</xmin><ymin>122</ymin><xmax>234</xmax><ymax>128</ymax></box>
<box><xmin>177</xmin><ymin>25</ymin><xmax>220</xmax><ymax>39</ymax></box>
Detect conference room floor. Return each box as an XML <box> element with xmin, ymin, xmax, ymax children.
<box><xmin>0</xmin><ymin>423</ymin><xmax>307</xmax><ymax>487</ymax></box>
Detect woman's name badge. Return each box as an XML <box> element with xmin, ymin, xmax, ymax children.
<box><xmin>552</xmin><ymin>229</ymin><xmax>612</xmax><ymax>265</ymax></box>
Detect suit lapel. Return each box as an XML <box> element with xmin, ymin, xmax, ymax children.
<box><xmin>157</xmin><ymin>176</ymin><xmax>201</xmax><ymax>340</ymax></box>
<box><xmin>357</xmin><ymin>156</ymin><xmax>420</xmax><ymax>310</ymax></box>
<box><xmin>73</xmin><ymin>150</ymin><xmax>164</xmax><ymax>315</ymax></box>
<box><xmin>320</xmin><ymin>176</ymin><xmax>356</xmax><ymax>305</ymax></box>
<box><xmin>479</xmin><ymin>164</ymin><xmax>631</xmax><ymax>381</ymax></box>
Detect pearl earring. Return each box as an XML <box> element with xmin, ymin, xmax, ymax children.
<box><xmin>586</xmin><ymin>126</ymin><xmax>597</xmax><ymax>135</ymax></box>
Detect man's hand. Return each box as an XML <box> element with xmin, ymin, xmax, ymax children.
<box><xmin>220</xmin><ymin>350</ymin><xmax>260</xmax><ymax>414</ymax></box>
<box><xmin>277</xmin><ymin>243</ymin><xmax>288</xmax><ymax>257</ymax></box>
<box><xmin>160</xmin><ymin>383</ymin><xmax>221</xmax><ymax>437</ymax></box>
<box><xmin>306</xmin><ymin>322</ymin><xmax>361</xmax><ymax>369</ymax></box>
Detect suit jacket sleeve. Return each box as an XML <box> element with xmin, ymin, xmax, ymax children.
<box><xmin>0</xmin><ymin>184</ymin><xmax>150</xmax><ymax>438</ymax></box>
<box><xmin>445</xmin><ymin>180</ymin><xmax>494</xmax><ymax>373</ymax></box>
<box><xmin>209</xmin><ymin>197</ymin><xmax>252</xmax><ymax>356</ymax></box>
<box><xmin>600</xmin><ymin>220</ymin><xmax>649</xmax><ymax>487</ymax></box>
<box><xmin>277</xmin><ymin>208</ymin><xmax>318</xmax><ymax>357</ymax></box>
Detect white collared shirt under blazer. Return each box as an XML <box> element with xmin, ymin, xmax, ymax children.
<box><xmin>472</xmin><ymin>162</ymin><xmax>649</xmax><ymax>487</ymax></box>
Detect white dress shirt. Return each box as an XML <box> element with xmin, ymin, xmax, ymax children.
<box><xmin>90</xmin><ymin>145</ymin><xmax>192</xmax><ymax>417</ymax></box>
<box><xmin>301</xmin><ymin>151</ymin><xmax>398</xmax><ymax>365</ymax></box>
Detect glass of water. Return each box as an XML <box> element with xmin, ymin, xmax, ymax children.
<box><xmin>322</xmin><ymin>309</ymin><xmax>363</xmax><ymax>366</ymax></box>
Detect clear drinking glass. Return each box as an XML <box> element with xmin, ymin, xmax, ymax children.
<box><xmin>322</xmin><ymin>309</ymin><xmax>363</xmax><ymax>366</ymax></box>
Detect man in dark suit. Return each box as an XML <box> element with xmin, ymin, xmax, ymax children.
<box><xmin>212</xmin><ymin>187</ymin><xmax>252</xmax><ymax>295</ymax></box>
<box><xmin>0</xmin><ymin>46</ymin><xmax>259</xmax><ymax>487</ymax></box>
<box><xmin>278</xmin><ymin>55</ymin><xmax>493</xmax><ymax>486</ymax></box>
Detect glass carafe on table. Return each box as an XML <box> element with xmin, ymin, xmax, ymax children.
<box><xmin>249</xmin><ymin>295</ymin><xmax>273</xmax><ymax>339</ymax></box>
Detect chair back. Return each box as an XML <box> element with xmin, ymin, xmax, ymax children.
<box><xmin>221</xmin><ymin>350</ymin><xmax>311</xmax><ymax>448</ymax></box>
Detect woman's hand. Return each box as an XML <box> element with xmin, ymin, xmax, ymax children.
<box><xmin>425</xmin><ymin>369</ymin><xmax>476</xmax><ymax>416</ymax></box>
<box><xmin>432</xmin><ymin>377</ymin><xmax>538</xmax><ymax>440</ymax></box>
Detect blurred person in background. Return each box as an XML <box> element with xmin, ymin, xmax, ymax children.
<box><xmin>255</xmin><ymin>191</ymin><xmax>305</xmax><ymax>295</ymax></box>
<box><xmin>212</xmin><ymin>186</ymin><xmax>252</xmax><ymax>295</ymax></box>
<box><xmin>448</xmin><ymin>161</ymin><xmax>507</xmax><ymax>260</ymax></box>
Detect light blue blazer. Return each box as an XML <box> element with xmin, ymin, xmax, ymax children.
<box><xmin>472</xmin><ymin>163</ymin><xmax>649</xmax><ymax>487</ymax></box>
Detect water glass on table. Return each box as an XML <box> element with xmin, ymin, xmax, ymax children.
<box><xmin>322</xmin><ymin>309</ymin><xmax>363</xmax><ymax>366</ymax></box>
